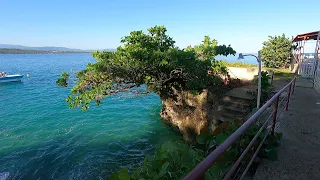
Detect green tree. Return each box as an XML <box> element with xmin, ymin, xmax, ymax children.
<box><xmin>57</xmin><ymin>26</ymin><xmax>235</xmax><ymax>110</ymax></box>
<box><xmin>185</xmin><ymin>36</ymin><xmax>235</xmax><ymax>61</ymax></box>
<box><xmin>260</xmin><ymin>34</ymin><xmax>292</xmax><ymax>68</ymax></box>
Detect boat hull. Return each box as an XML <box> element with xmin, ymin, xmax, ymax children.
<box><xmin>0</xmin><ymin>75</ymin><xmax>24</xmax><ymax>83</ymax></box>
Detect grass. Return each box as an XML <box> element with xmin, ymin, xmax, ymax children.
<box><xmin>273</xmin><ymin>71</ymin><xmax>296</xmax><ymax>81</ymax></box>
<box><xmin>266</xmin><ymin>68</ymin><xmax>296</xmax><ymax>81</ymax></box>
<box><xmin>220</xmin><ymin>60</ymin><xmax>297</xmax><ymax>81</ymax></box>
<box><xmin>222</xmin><ymin>61</ymin><xmax>295</xmax><ymax>80</ymax></box>
<box><xmin>222</xmin><ymin>61</ymin><xmax>257</xmax><ymax>68</ymax></box>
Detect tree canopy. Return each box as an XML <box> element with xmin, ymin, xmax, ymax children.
<box><xmin>57</xmin><ymin>26</ymin><xmax>235</xmax><ymax>110</ymax></box>
<box><xmin>260</xmin><ymin>34</ymin><xmax>293</xmax><ymax>68</ymax></box>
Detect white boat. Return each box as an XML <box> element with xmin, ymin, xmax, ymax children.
<box><xmin>0</xmin><ymin>73</ymin><xmax>24</xmax><ymax>83</ymax></box>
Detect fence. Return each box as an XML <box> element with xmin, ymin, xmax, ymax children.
<box><xmin>298</xmin><ymin>58</ymin><xmax>316</xmax><ymax>78</ymax></box>
<box><xmin>314</xmin><ymin>63</ymin><xmax>320</xmax><ymax>93</ymax></box>
<box><xmin>184</xmin><ymin>76</ymin><xmax>297</xmax><ymax>180</ymax></box>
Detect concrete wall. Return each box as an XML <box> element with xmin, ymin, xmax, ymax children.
<box><xmin>227</xmin><ymin>67</ymin><xmax>259</xmax><ymax>81</ymax></box>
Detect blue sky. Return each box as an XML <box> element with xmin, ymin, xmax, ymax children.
<box><xmin>1</xmin><ymin>0</ymin><xmax>319</xmax><ymax>52</ymax></box>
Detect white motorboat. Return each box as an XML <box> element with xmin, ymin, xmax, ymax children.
<box><xmin>0</xmin><ymin>72</ymin><xmax>24</xmax><ymax>83</ymax></box>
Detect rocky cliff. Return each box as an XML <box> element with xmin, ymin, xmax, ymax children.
<box><xmin>160</xmin><ymin>87</ymin><xmax>224</xmax><ymax>142</ymax></box>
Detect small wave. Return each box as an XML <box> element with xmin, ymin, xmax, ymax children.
<box><xmin>0</xmin><ymin>172</ymin><xmax>10</xmax><ymax>180</ymax></box>
<box><xmin>0</xmin><ymin>54</ymin><xmax>181</xmax><ymax>179</ymax></box>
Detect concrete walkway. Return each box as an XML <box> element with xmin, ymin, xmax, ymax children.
<box><xmin>254</xmin><ymin>78</ymin><xmax>320</xmax><ymax>180</ymax></box>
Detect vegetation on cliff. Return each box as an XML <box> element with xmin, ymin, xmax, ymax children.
<box><xmin>57</xmin><ymin>25</ymin><xmax>235</xmax><ymax>110</ymax></box>
<box><xmin>110</xmin><ymin>121</ymin><xmax>282</xmax><ymax>180</ymax></box>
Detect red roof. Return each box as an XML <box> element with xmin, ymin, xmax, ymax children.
<box><xmin>292</xmin><ymin>31</ymin><xmax>320</xmax><ymax>42</ymax></box>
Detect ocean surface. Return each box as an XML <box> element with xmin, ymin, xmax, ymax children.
<box><xmin>0</xmin><ymin>54</ymin><xmax>182</xmax><ymax>179</ymax></box>
<box><xmin>215</xmin><ymin>54</ymin><xmax>259</xmax><ymax>64</ymax></box>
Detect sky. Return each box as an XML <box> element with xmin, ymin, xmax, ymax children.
<box><xmin>0</xmin><ymin>0</ymin><xmax>319</xmax><ymax>53</ymax></box>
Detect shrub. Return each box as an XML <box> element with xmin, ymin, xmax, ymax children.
<box><xmin>110</xmin><ymin>142</ymin><xmax>204</xmax><ymax>180</ymax></box>
<box><xmin>260</xmin><ymin>34</ymin><xmax>293</xmax><ymax>68</ymax></box>
<box><xmin>111</xmin><ymin>121</ymin><xmax>282</xmax><ymax>180</ymax></box>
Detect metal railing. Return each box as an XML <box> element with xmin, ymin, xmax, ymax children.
<box><xmin>184</xmin><ymin>76</ymin><xmax>297</xmax><ymax>180</ymax></box>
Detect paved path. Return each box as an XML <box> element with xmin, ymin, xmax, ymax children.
<box><xmin>254</xmin><ymin>78</ymin><xmax>320</xmax><ymax>180</ymax></box>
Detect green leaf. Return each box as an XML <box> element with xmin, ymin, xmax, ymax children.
<box><xmin>118</xmin><ymin>168</ymin><xmax>130</xmax><ymax>180</ymax></box>
<box><xmin>245</xmin><ymin>126</ymin><xmax>257</xmax><ymax>136</ymax></box>
<box><xmin>158</xmin><ymin>162</ymin><xmax>170</xmax><ymax>177</ymax></box>
<box><xmin>181</xmin><ymin>152</ymin><xmax>191</xmax><ymax>165</ymax></box>
<box><xmin>110</xmin><ymin>173</ymin><xmax>119</xmax><ymax>180</ymax></box>
<box><xmin>274</xmin><ymin>132</ymin><xmax>283</xmax><ymax>140</ymax></box>
<box><xmin>265</xmin><ymin>148</ymin><xmax>278</xmax><ymax>161</ymax></box>
<box><xmin>160</xmin><ymin>60</ymin><xmax>168</xmax><ymax>66</ymax></box>
<box><xmin>160</xmin><ymin>151</ymin><xmax>169</xmax><ymax>160</ymax></box>
<box><xmin>196</xmin><ymin>133</ymin><xmax>212</xmax><ymax>145</ymax></box>
<box><xmin>131</xmin><ymin>169</ymin><xmax>140</xmax><ymax>180</ymax></box>
<box><xmin>210</xmin><ymin>165</ymin><xmax>222</xmax><ymax>180</ymax></box>
<box><xmin>227</xmin><ymin>145</ymin><xmax>239</xmax><ymax>157</ymax></box>
<box><xmin>145</xmin><ymin>75</ymin><xmax>151</xmax><ymax>83</ymax></box>
<box><xmin>259</xmin><ymin>129</ymin><xmax>267</xmax><ymax>140</ymax></box>
<box><xmin>61</xmin><ymin>72</ymin><xmax>70</xmax><ymax>78</ymax></box>
<box><xmin>143</xmin><ymin>157</ymin><xmax>148</xmax><ymax>172</ymax></box>
<box><xmin>215</xmin><ymin>133</ymin><xmax>228</xmax><ymax>145</ymax></box>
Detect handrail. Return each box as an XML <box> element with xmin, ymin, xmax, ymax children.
<box><xmin>184</xmin><ymin>76</ymin><xmax>297</xmax><ymax>180</ymax></box>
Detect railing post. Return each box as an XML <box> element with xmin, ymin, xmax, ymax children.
<box><xmin>184</xmin><ymin>76</ymin><xmax>297</xmax><ymax>180</ymax></box>
<box><xmin>285</xmin><ymin>83</ymin><xmax>292</xmax><ymax>111</ymax></box>
<box><xmin>198</xmin><ymin>174</ymin><xmax>205</xmax><ymax>180</ymax></box>
<box><xmin>272</xmin><ymin>96</ymin><xmax>279</xmax><ymax>135</ymax></box>
<box><xmin>292</xmin><ymin>77</ymin><xmax>296</xmax><ymax>94</ymax></box>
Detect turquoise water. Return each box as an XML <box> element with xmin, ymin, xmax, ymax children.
<box><xmin>0</xmin><ymin>54</ymin><xmax>182</xmax><ymax>179</ymax></box>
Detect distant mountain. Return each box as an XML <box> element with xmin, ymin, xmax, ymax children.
<box><xmin>0</xmin><ymin>44</ymin><xmax>85</xmax><ymax>52</ymax></box>
<box><xmin>0</xmin><ymin>48</ymin><xmax>95</xmax><ymax>54</ymax></box>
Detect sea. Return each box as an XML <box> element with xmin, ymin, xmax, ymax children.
<box><xmin>0</xmin><ymin>53</ymin><xmax>257</xmax><ymax>179</ymax></box>
<box><xmin>0</xmin><ymin>54</ymin><xmax>182</xmax><ymax>179</ymax></box>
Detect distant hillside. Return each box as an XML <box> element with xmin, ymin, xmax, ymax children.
<box><xmin>0</xmin><ymin>44</ymin><xmax>85</xmax><ymax>52</ymax></box>
<box><xmin>0</xmin><ymin>44</ymin><xmax>116</xmax><ymax>54</ymax></box>
<box><xmin>0</xmin><ymin>48</ymin><xmax>92</xmax><ymax>54</ymax></box>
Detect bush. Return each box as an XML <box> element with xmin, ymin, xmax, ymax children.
<box><xmin>258</xmin><ymin>71</ymin><xmax>273</xmax><ymax>104</ymax></box>
<box><xmin>110</xmin><ymin>142</ymin><xmax>204</xmax><ymax>180</ymax></box>
<box><xmin>111</xmin><ymin>121</ymin><xmax>282</xmax><ymax>180</ymax></box>
<box><xmin>260</xmin><ymin>34</ymin><xmax>293</xmax><ymax>68</ymax></box>
<box><xmin>196</xmin><ymin>121</ymin><xmax>282</xmax><ymax>179</ymax></box>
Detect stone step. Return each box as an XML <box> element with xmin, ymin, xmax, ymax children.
<box><xmin>219</xmin><ymin>115</ymin><xmax>236</xmax><ymax>122</ymax></box>
<box><xmin>218</xmin><ymin>85</ymin><xmax>258</xmax><ymax>122</ymax></box>
<box><xmin>224</xmin><ymin>106</ymin><xmax>249</xmax><ymax>114</ymax></box>
<box><xmin>220</xmin><ymin>110</ymin><xmax>246</xmax><ymax>122</ymax></box>
<box><xmin>223</xmin><ymin>108</ymin><xmax>247</xmax><ymax>116</ymax></box>
<box><xmin>223</xmin><ymin>95</ymin><xmax>254</xmax><ymax>104</ymax></box>
<box><xmin>223</xmin><ymin>98</ymin><xmax>252</xmax><ymax>108</ymax></box>
<box><xmin>225</xmin><ymin>87</ymin><xmax>256</xmax><ymax>100</ymax></box>
<box><xmin>220</xmin><ymin>114</ymin><xmax>244</xmax><ymax>122</ymax></box>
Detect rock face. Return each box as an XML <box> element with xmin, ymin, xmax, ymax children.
<box><xmin>160</xmin><ymin>87</ymin><xmax>223</xmax><ymax>141</ymax></box>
